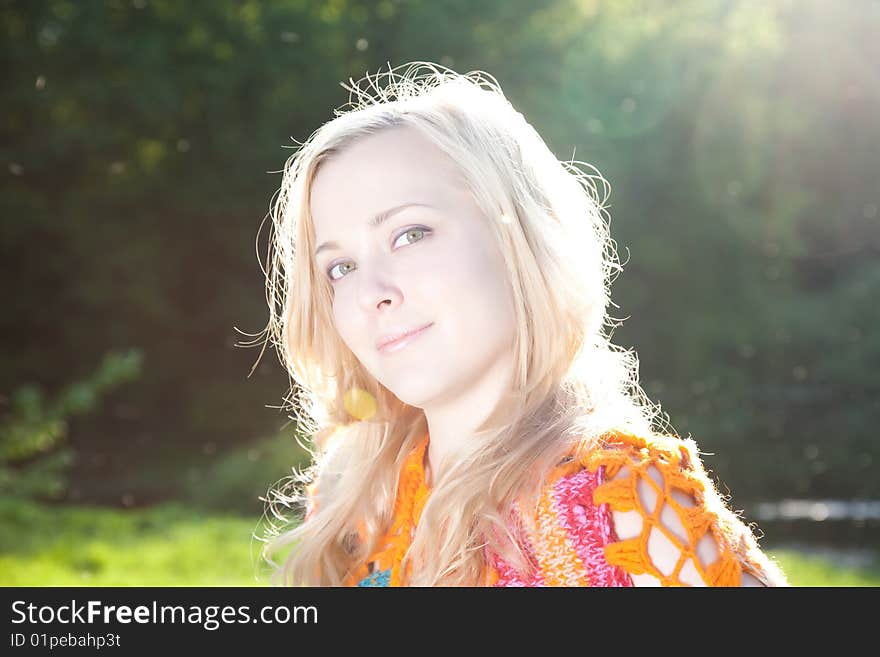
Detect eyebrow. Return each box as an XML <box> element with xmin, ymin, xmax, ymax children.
<box><xmin>313</xmin><ymin>202</ymin><xmax>432</xmax><ymax>258</ymax></box>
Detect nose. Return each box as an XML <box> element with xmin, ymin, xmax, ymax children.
<box><xmin>356</xmin><ymin>261</ymin><xmax>404</xmax><ymax>313</ymax></box>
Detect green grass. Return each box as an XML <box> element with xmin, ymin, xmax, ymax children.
<box><xmin>0</xmin><ymin>498</ymin><xmax>292</xmax><ymax>586</ymax></box>
<box><xmin>1</xmin><ymin>498</ymin><xmax>877</xmax><ymax>586</ymax></box>
<box><xmin>766</xmin><ymin>548</ymin><xmax>880</xmax><ymax>587</ymax></box>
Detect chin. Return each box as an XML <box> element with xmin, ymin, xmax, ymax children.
<box><xmin>385</xmin><ymin>377</ymin><xmax>446</xmax><ymax>409</ymax></box>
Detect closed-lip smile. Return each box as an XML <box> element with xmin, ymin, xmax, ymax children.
<box><xmin>376</xmin><ymin>322</ymin><xmax>434</xmax><ymax>352</ymax></box>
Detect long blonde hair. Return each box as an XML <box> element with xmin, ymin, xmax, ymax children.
<box><xmin>255</xmin><ymin>62</ymin><xmax>669</xmax><ymax>586</ymax></box>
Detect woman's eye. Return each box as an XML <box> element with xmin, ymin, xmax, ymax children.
<box><xmin>327</xmin><ymin>261</ymin><xmax>354</xmax><ymax>281</ymax></box>
<box><xmin>326</xmin><ymin>226</ymin><xmax>430</xmax><ymax>282</ymax></box>
<box><xmin>392</xmin><ymin>226</ymin><xmax>429</xmax><ymax>248</ymax></box>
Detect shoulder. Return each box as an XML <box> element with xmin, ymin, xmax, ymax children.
<box><xmin>511</xmin><ymin>451</ymin><xmax>632</xmax><ymax>587</ymax></box>
<box><xmin>572</xmin><ymin>430</ymin><xmax>786</xmax><ymax>587</ymax></box>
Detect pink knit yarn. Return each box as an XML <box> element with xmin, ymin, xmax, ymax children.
<box><xmin>490</xmin><ymin>464</ymin><xmax>634</xmax><ymax>587</ymax></box>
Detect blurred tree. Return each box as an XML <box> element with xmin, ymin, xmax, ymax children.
<box><xmin>0</xmin><ymin>349</ymin><xmax>143</xmax><ymax>501</ymax></box>
<box><xmin>1</xmin><ymin>0</ymin><xmax>876</xmax><ymax>506</ymax></box>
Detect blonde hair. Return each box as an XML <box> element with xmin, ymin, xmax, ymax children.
<box><xmin>254</xmin><ymin>61</ymin><xmax>671</xmax><ymax>586</ymax></box>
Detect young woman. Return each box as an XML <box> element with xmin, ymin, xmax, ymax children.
<box><xmin>257</xmin><ymin>62</ymin><xmax>789</xmax><ymax>587</ymax></box>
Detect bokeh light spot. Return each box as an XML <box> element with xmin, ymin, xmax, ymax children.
<box><xmin>344</xmin><ymin>387</ymin><xmax>377</xmax><ymax>420</ymax></box>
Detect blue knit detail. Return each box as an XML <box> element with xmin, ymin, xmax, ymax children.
<box><xmin>357</xmin><ymin>567</ymin><xmax>391</xmax><ymax>587</ymax></box>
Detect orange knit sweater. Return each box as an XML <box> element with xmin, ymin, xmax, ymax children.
<box><xmin>306</xmin><ymin>430</ymin><xmax>787</xmax><ymax>587</ymax></box>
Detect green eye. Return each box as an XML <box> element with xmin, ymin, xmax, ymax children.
<box><xmin>326</xmin><ymin>225</ymin><xmax>431</xmax><ymax>283</ymax></box>
<box><xmin>393</xmin><ymin>227</ymin><xmax>428</xmax><ymax>248</ymax></box>
<box><xmin>327</xmin><ymin>261</ymin><xmax>354</xmax><ymax>281</ymax></box>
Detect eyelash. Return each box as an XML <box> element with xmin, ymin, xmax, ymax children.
<box><xmin>326</xmin><ymin>225</ymin><xmax>431</xmax><ymax>282</ymax></box>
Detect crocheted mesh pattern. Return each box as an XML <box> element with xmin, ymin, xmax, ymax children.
<box><xmin>311</xmin><ymin>430</ymin><xmax>782</xmax><ymax>587</ymax></box>
<box><xmin>580</xmin><ymin>430</ymin><xmax>780</xmax><ymax>586</ymax></box>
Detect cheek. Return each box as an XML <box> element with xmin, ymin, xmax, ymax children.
<box><xmin>330</xmin><ymin>295</ymin><xmax>356</xmax><ymax>348</ymax></box>
<box><xmin>430</xmin><ymin>242</ymin><xmax>515</xmax><ymax>333</ymax></box>
<box><xmin>330</xmin><ymin>289</ymin><xmax>378</xmax><ymax>363</ymax></box>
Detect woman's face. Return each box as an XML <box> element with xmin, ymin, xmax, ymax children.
<box><xmin>309</xmin><ymin>125</ymin><xmax>517</xmax><ymax>409</ymax></box>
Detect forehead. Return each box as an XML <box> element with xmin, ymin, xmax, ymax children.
<box><xmin>309</xmin><ymin>126</ymin><xmax>463</xmax><ymax>237</ymax></box>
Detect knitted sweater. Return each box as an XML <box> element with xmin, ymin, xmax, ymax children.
<box><xmin>312</xmin><ymin>430</ymin><xmax>787</xmax><ymax>587</ymax></box>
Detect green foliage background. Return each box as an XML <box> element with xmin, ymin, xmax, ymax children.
<box><xmin>1</xmin><ymin>0</ymin><xmax>877</xmax><ymax>530</ymax></box>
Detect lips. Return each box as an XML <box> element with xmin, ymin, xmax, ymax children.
<box><xmin>376</xmin><ymin>322</ymin><xmax>434</xmax><ymax>352</ymax></box>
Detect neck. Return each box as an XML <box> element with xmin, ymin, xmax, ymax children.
<box><xmin>421</xmin><ymin>351</ymin><xmax>515</xmax><ymax>486</ymax></box>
